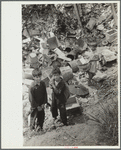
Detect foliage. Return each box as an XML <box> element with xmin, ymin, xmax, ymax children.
<box><xmin>88</xmin><ymin>75</ymin><xmax>118</xmax><ymax>145</ymax></box>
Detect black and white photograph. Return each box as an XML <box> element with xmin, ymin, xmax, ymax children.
<box><xmin>22</xmin><ymin>2</ymin><xmax>119</xmax><ymax>147</ymax></box>
<box><xmin>2</xmin><ymin>1</ymin><xmax>120</xmax><ymax>148</ymax></box>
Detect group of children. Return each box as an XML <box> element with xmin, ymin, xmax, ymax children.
<box><xmin>28</xmin><ymin>67</ymin><xmax>68</xmax><ymax>132</ymax></box>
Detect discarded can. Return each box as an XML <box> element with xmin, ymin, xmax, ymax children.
<box><xmin>60</xmin><ymin>66</ymin><xmax>73</xmax><ymax>82</ymax></box>
<box><xmin>65</xmin><ymin>47</ymin><xmax>72</xmax><ymax>53</ymax></box>
<box><xmin>66</xmin><ymin>50</ymin><xmax>77</xmax><ymax>60</ymax></box>
<box><xmin>67</xmin><ymin>60</ymin><xmax>79</xmax><ymax>73</ymax></box>
<box><xmin>29</xmin><ymin>53</ymin><xmax>38</xmax><ymax>64</ymax></box>
<box><xmin>47</xmin><ymin>36</ymin><xmax>59</xmax><ymax>50</ymax></box>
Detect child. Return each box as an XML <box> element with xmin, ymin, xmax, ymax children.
<box><xmin>29</xmin><ymin>68</ymin><xmax>48</xmax><ymax>131</ymax></box>
<box><xmin>50</xmin><ymin>67</ymin><xmax>68</xmax><ymax>126</ymax></box>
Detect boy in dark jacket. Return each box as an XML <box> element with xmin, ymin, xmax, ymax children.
<box><xmin>50</xmin><ymin>67</ymin><xmax>68</xmax><ymax>126</ymax></box>
<box><xmin>29</xmin><ymin>68</ymin><xmax>47</xmax><ymax>131</ymax></box>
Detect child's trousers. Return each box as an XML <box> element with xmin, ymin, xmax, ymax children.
<box><xmin>51</xmin><ymin>103</ymin><xmax>67</xmax><ymax>125</ymax></box>
<box><xmin>30</xmin><ymin>108</ymin><xmax>45</xmax><ymax>130</ymax></box>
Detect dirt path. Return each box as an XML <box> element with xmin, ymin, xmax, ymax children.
<box><xmin>24</xmin><ymin>114</ymin><xmax>104</xmax><ymax>146</ymax></box>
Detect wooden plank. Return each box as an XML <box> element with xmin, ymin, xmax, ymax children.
<box><xmin>74</xmin><ymin>4</ymin><xmax>83</xmax><ymax>33</ymax></box>
<box><xmin>111</xmin><ymin>3</ymin><xmax>117</xmax><ymax>26</ymax></box>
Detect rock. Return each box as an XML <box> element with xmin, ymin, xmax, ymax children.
<box><xmin>97</xmin><ymin>24</ymin><xmax>104</xmax><ymax>30</ymax></box>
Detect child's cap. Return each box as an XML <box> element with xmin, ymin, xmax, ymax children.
<box><xmin>51</xmin><ymin>67</ymin><xmax>61</xmax><ymax>75</ymax></box>
<box><xmin>32</xmin><ymin>68</ymin><xmax>42</xmax><ymax>77</ymax></box>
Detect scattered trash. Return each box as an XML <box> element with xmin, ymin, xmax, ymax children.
<box><xmin>105</xmin><ymin>29</ymin><xmax>117</xmax><ymax>43</ymax></box>
<box><xmin>54</xmin><ymin>48</ymin><xmax>71</xmax><ymax>61</ymax></box>
<box><xmin>76</xmin><ymin>84</ymin><xmax>89</xmax><ymax>97</ymax></box>
<box><xmin>23</xmin><ymin>79</ymin><xmax>34</xmax><ymax>86</ymax></box>
<box><xmin>66</xmin><ymin>50</ymin><xmax>77</xmax><ymax>60</ymax></box>
<box><xmin>96</xmin><ymin>47</ymin><xmax>117</xmax><ymax>62</ymax></box>
<box><xmin>22</xmin><ymin>4</ymin><xmax>118</xmax><ymax>140</ymax></box>
<box><xmin>93</xmin><ymin>70</ymin><xmax>107</xmax><ymax>82</ymax></box>
<box><xmin>86</xmin><ymin>18</ymin><xmax>97</xmax><ymax>30</ymax></box>
<box><xmin>68</xmin><ymin>84</ymin><xmax>89</xmax><ymax>97</ymax></box>
<box><xmin>23</xmin><ymin>37</ymin><xmax>31</xmax><ymax>44</ymax></box>
<box><xmin>67</xmin><ymin>60</ymin><xmax>79</xmax><ymax>73</ymax></box>
<box><xmin>78</xmin><ymin>97</ymin><xmax>89</xmax><ymax>103</ymax></box>
<box><xmin>60</xmin><ymin>66</ymin><xmax>73</xmax><ymax>82</ymax></box>
<box><xmin>47</xmin><ymin>36</ymin><xmax>59</xmax><ymax>50</ymax></box>
<box><xmin>23</xmin><ymin>68</ymin><xmax>34</xmax><ymax>80</ymax></box>
<box><xmin>66</xmin><ymin>96</ymin><xmax>80</xmax><ymax>112</ymax></box>
<box><xmin>76</xmin><ymin>37</ymin><xmax>87</xmax><ymax>51</ymax></box>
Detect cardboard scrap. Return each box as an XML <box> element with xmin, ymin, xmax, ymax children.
<box><xmin>54</xmin><ymin>48</ymin><xmax>71</xmax><ymax>61</ymax></box>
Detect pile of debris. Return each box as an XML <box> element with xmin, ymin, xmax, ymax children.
<box><xmin>22</xmin><ymin>3</ymin><xmax>118</xmax><ymax>131</ymax></box>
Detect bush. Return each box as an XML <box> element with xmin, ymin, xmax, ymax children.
<box><xmin>98</xmin><ymin>99</ymin><xmax>118</xmax><ymax>145</ymax></box>
<box><xmin>87</xmin><ymin>75</ymin><xmax>118</xmax><ymax>145</ymax></box>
